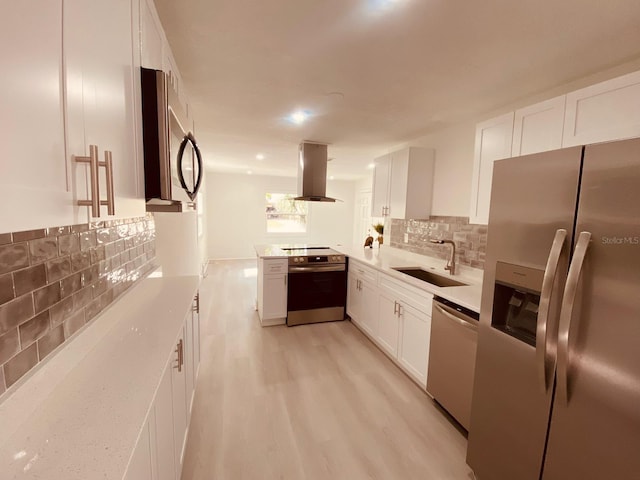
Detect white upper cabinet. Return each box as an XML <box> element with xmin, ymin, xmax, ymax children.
<box><xmin>371</xmin><ymin>154</ymin><xmax>392</xmax><ymax>217</ymax></box>
<box><xmin>469</xmin><ymin>112</ymin><xmax>514</xmax><ymax>224</ymax></box>
<box><xmin>562</xmin><ymin>70</ymin><xmax>640</xmax><ymax>147</ymax></box>
<box><xmin>0</xmin><ymin>1</ymin><xmax>74</xmax><ymax>233</ymax></box>
<box><xmin>512</xmin><ymin>96</ymin><xmax>566</xmax><ymax>156</ymax></box>
<box><xmin>371</xmin><ymin>147</ymin><xmax>435</xmax><ymax>219</ymax></box>
<box><xmin>65</xmin><ymin>0</ymin><xmax>145</xmax><ymax>223</ymax></box>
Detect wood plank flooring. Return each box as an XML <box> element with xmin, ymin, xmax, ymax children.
<box><xmin>181</xmin><ymin>259</ymin><xmax>474</xmax><ymax>480</ymax></box>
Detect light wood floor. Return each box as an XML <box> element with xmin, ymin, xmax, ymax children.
<box><xmin>181</xmin><ymin>259</ymin><xmax>474</xmax><ymax>480</ymax></box>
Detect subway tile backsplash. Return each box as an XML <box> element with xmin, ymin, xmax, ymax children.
<box><xmin>389</xmin><ymin>216</ymin><xmax>488</xmax><ymax>270</ymax></box>
<box><xmin>0</xmin><ymin>215</ymin><xmax>156</xmax><ymax>391</ymax></box>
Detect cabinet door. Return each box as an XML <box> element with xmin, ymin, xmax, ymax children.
<box><xmin>154</xmin><ymin>364</ymin><xmax>177</xmax><ymax>480</ymax></box>
<box><xmin>0</xmin><ymin>1</ymin><xmax>73</xmax><ymax>233</ymax></box>
<box><xmin>377</xmin><ymin>292</ymin><xmax>400</xmax><ymax>357</ymax></box>
<box><xmin>192</xmin><ymin>298</ymin><xmax>200</xmax><ymax>377</ymax></box>
<box><xmin>360</xmin><ymin>280</ymin><xmax>379</xmax><ymax>338</ymax></box>
<box><xmin>469</xmin><ymin>112</ymin><xmax>514</xmax><ymax>224</ymax></box>
<box><xmin>563</xmin><ymin>70</ymin><xmax>640</xmax><ymax>147</ymax></box>
<box><xmin>171</xmin><ymin>329</ymin><xmax>188</xmax><ymax>474</ymax></box>
<box><xmin>184</xmin><ymin>312</ymin><xmax>195</xmax><ymax>416</ymax></box>
<box><xmin>371</xmin><ymin>154</ymin><xmax>391</xmax><ymax>217</ymax></box>
<box><xmin>65</xmin><ymin>0</ymin><xmax>144</xmax><ymax>222</ymax></box>
<box><xmin>346</xmin><ymin>274</ymin><xmax>361</xmax><ymax>322</ymax></box>
<box><xmin>125</xmin><ymin>420</ymin><xmax>154</xmax><ymax>480</ymax></box>
<box><xmin>388</xmin><ymin>148</ymin><xmax>410</xmax><ymax>219</ymax></box>
<box><xmin>398</xmin><ymin>303</ymin><xmax>431</xmax><ymax>388</ymax></box>
<box><xmin>512</xmin><ymin>96</ymin><xmax>566</xmax><ymax>156</ymax></box>
<box><xmin>263</xmin><ymin>274</ymin><xmax>288</xmax><ymax>319</ymax></box>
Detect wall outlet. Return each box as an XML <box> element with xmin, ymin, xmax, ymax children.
<box><xmin>404</xmin><ymin>233</ymin><xmax>409</xmax><ymax>243</ymax></box>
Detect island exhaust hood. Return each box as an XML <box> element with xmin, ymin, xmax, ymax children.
<box><xmin>294</xmin><ymin>142</ymin><xmax>337</xmax><ymax>202</ymax></box>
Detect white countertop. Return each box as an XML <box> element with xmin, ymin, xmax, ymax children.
<box><xmin>0</xmin><ymin>272</ymin><xmax>200</xmax><ymax>479</ymax></box>
<box><xmin>333</xmin><ymin>245</ymin><xmax>483</xmax><ymax>313</ymax></box>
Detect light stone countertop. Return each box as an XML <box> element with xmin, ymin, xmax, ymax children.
<box><xmin>0</xmin><ymin>271</ymin><xmax>200</xmax><ymax>479</ymax></box>
<box><xmin>333</xmin><ymin>245</ymin><xmax>483</xmax><ymax>313</ymax></box>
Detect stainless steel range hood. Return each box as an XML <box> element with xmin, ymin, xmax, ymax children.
<box><xmin>294</xmin><ymin>142</ymin><xmax>337</xmax><ymax>202</ymax></box>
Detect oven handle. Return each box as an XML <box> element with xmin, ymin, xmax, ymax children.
<box><xmin>288</xmin><ymin>265</ymin><xmax>346</xmax><ymax>273</ymax></box>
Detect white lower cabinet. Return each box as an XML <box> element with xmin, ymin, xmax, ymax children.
<box><xmin>398</xmin><ymin>302</ymin><xmax>431</xmax><ymax>388</ymax></box>
<box><xmin>124</xmin><ymin>292</ymin><xmax>200</xmax><ymax>480</ymax></box>
<box><xmin>348</xmin><ymin>264</ymin><xmax>433</xmax><ymax>390</ymax></box>
<box><xmin>377</xmin><ymin>292</ymin><xmax>400</xmax><ymax>357</ymax></box>
<box><xmin>347</xmin><ymin>260</ymin><xmax>379</xmax><ymax>337</ymax></box>
<box><xmin>125</xmin><ymin>419</ymin><xmax>154</xmax><ymax>480</ymax></box>
<box><xmin>257</xmin><ymin>258</ymin><xmax>288</xmax><ymax>325</ymax></box>
<box><xmin>154</xmin><ymin>365</ymin><xmax>177</xmax><ymax>480</ymax></box>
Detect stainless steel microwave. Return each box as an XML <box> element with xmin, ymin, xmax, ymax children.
<box><xmin>140</xmin><ymin>68</ymin><xmax>203</xmax><ymax>212</ymax></box>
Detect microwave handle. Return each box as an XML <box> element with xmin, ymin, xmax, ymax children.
<box><xmin>177</xmin><ymin>132</ymin><xmax>203</xmax><ymax>201</ymax></box>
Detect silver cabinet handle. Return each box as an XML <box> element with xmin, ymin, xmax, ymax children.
<box><xmin>99</xmin><ymin>150</ymin><xmax>115</xmax><ymax>215</ymax></box>
<box><xmin>557</xmin><ymin>231</ymin><xmax>592</xmax><ymax>405</ymax></box>
<box><xmin>192</xmin><ymin>293</ymin><xmax>200</xmax><ymax>313</ymax></box>
<box><xmin>397</xmin><ymin>304</ymin><xmax>403</xmax><ymax>317</ymax></box>
<box><xmin>434</xmin><ymin>304</ymin><xmax>478</xmax><ymax>332</ymax></box>
<box><xmin>536</xmin><ymin>229</ymin><xmax>568</xmax><ymax>393</ymax></box>
<box><xmin>284</xmin><ymin>275</ymin><xmax>287</xmax><ymax>286</ymax></box>
<box><xmin>174</xmin><ymin>338</ymin><xmax>184</xmax><ymax>372</ymax></box>
<box><xmin>393</xmin><ymin>301</ymin><xmax>398</xmax><ymax>315</ymax></box>
<box><xmin>75</xmin><ymin>144</ymin><xmax>100</xmax><ymax>218</ymax></box>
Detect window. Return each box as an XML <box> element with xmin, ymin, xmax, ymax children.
<box><xmin>266</xmin><ymin>193</ymin><xmax>308</xmax><ymax>233</ymax></box>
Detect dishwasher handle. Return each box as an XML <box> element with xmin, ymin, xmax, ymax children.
<box><xmin>433</xmin><ymin>302</ymin><xmax>478</xmax><ymax>332</ymax></box>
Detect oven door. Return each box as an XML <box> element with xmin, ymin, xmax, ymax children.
<box><xmin>287</xmin><ymin>265</ymin><xmax>347</xmax><ymax>325</ymax></box>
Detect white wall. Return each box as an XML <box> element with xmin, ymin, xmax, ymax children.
<box><xmin>206</xmin><ymin>172</ymin><xmax>356</xmax><ymax>259</ymax></box>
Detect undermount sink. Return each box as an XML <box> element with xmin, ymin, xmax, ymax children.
<box><xmin>392</xmin><ymin>267</ymin><xmax>469</xmax><ymax>288</ymax></box>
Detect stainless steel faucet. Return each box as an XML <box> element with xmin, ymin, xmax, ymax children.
<box><xmin>429</xmin><ymin>239</ymin><xmax>457</xmax><ymax>275</ymax></box>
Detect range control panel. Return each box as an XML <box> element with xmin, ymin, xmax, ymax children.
<box><xmin>288</xmin><ymin>254</ymin><xmax>345</xmax><ymax>265</ymax></box>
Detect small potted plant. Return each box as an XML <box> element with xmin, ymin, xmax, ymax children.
<box><xmin>373</xmin><ymin>223</ymin><xmax>384</xmax><ymax>246</ymax></box>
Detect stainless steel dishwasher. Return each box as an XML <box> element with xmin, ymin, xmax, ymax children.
<box><xmin>426</xmin><ymin>296</ymin><xmax>479</xmax><ymax>431</ymax></box>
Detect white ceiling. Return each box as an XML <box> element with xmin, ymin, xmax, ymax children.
<box><xmin>153</xmin><ymin>0</ymin><xmax>640</xmax><ymax>180</ymax></box>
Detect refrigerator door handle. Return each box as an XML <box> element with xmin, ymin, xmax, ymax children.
<box><xmin>557</xmin><ymin>231</ymin><xmax>592</xmax><ymax>404</ymax></box>
<box><xmin>537</xmin><ymin>228</ymin><xmax>568</xmax><ymax>393</ymax></box>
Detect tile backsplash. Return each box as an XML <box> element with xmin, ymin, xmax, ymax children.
<box><xmin>0</xmin><ymin>215</ymin><xmax>157</xmax><ymax>393</ymax></box>
<box><xmin>389</xmin><ymin>216</ymin><xmax>488</xmax><ymax>270</ymax></box>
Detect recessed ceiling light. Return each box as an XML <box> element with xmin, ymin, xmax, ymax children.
<box><xmin>256</xmin><ymin>153</ymin><xmax>265</xmax><ymax>160</ymax></box>
<box><xmin>329</xmin><ymin>176</ymin><xmax>335</xmax><ymax>180</ymax></box>
<box><xmin>290</xmin><ymin>110</ymin><xmax>308</xmax><ymax>125</ymax></box>
<box><xmin>367</xmin><ymin>163</ymin><xmax>375</xmax><ymax>169</ymax></box>
<box><xmin>247</xmin><ymin>170</ymin><xmax>253</xmax><ymax>175</ymax></box>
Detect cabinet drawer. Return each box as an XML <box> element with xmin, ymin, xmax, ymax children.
<box><xmin>263</xmin><ymin>259</ymin><xmax>288</xmax><ymax>274</ymax></box>
<box><xmin>379</xmin><ymin>272</ymin><xmax>433</xmax><ymax>314</ymax></box>
<box><xmin>349</xmin><ymin>259</ymin><xmax>378</xmax><ymax>284</ymax></box>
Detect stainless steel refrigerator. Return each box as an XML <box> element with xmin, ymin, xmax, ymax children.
<box><xmin>466</xmin><ymin>137</ymin><xmax>640</xmax><ymax>480</ymax></box>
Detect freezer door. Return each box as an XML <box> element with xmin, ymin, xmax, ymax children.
<box><xmin>467</xmin><ymin>146</ymin><xmax>582</xmax><ymax>480</ymax></box>
<box><xmin>543</xmin><ymin>138</ymin><xmax>640</xmax><ymax>480</ymax></box>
